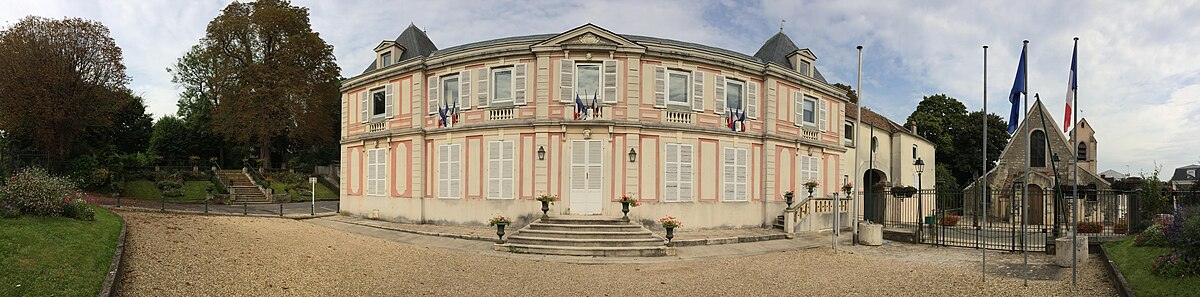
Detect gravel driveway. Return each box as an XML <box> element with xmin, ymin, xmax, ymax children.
<box><xmin>117</xmin><ymin>210</ymin><xmax>1116</xmax><ymax>296</ymax></box>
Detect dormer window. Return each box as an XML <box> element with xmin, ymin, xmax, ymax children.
<box><xmin>799</xmin><ymin>60</ymin><xmax>812</xmax><ymax>77</ymax></box>
<box><xmin>379</xmin><ymin>51</ymin><xmax>392</xmax><ymax>68</ymax></box>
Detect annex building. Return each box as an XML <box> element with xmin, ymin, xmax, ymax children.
<box><xmin>338</xmin><ymin>24</ymin><xmax>859</xmax><ymax>229</ymax></box>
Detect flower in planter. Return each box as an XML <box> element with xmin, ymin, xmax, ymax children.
<box><xmin>535</xmin><ymin>194</ymin><xmax>559</xmax><ymax>205</ymax></box>
<box><xmin>488</xmin><ymin>215</ymin><xmax>511</xmax><ymax>226</ymax></box>
<box><xmin>659</xmin><ymin>216</ymin><xmax>682</xmax><ymax>228</ymax></box>
<box><xmin>617</xmin><ymin>193</ymin><xmax>640</xmax><ymax>207</ymax></box>
<box><xmin>803</xmin><ymin>179</ymin><xmax>820</xmax><ymax>190</ymax></box>
<box><xmin>841</xmin><ymin>182</ymin><xmax>854</xmax><ymax>192</ymax></box>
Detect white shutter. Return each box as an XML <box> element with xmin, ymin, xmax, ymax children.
<box><xmin>747</xmin><ymin>81</ymin><xmax>758</xmax><ymax>119</ymax></box>
<box><xmin>560</xmin><ymin>60</ymin><xmax>574</xmax><ymax>103</ymax></box>
<box><xmin>438</xmin><ymin>145</ymin><xmax>448</xmax><ymax>197</ymax></box>
<box><xmin>459</xmin><ymin>71</ymin><xmax>472</xmax><ymax>110</ymax></box>
<box><xmin>794</xmin><ymin>91</ymin><xmax>803</xmax><ymax>127</ymax></box>
<box><xmin>488</xmin><ymin>141</ymin><xmax>500</xmax><ymax>198</ymax></box>
<box><xmin>819</xmin><ymin>99</ymin><xmax>828</xmax><ymax>132</ymax></box>
<box><xmin>663</xmin><ymin>144</ymin><xmax>678</xmax><ymax>202</ymax></box>
<box><xmin>450</xmin><ymin>145</ymin><xmax>461</xmax><ymax>198</ymax></box>
<box><xmin>384</xmin><ymin>84</ymin><xmax>395</xmax><ymax>119</ymax></box>
<box><xmin>476</xmin><ymin>67</ymin><xmax>489</xmax><ymax>108</ymax></box>
<box><xmin>427</xmin><ymin>76</ymin><xmax>439</xmax><ymax>115</ymax></box>
<box><xmin>603</xmin><ymin>60</ymin><xmax>618</xmax><ymax>103</ymax></box>
<box><xmin>514</xmin><ymin>63</ymin><xmax>527</xmax><ymax>105</ymax></box>
<box><xmin>587</xmin><ymin>140</ymin><xmax>602</xmax><ymax>190</ymax></box>
<box><xmin>714</xmin><ymin>75</ymin><xmax>726</xmax><ymax>115</ymax></box>
<box><xmin>654</xmin><ymin>66</ymin><xmax>666</xmax><ymax>108</ymax></box>
<box><xmin>679</xmin><ymin>144</ymin><xmax>693</xmax><ymax>201</ymax></box>
<box><xmin>723</xmin><ymin>148</ymin><xmax>735</xmax><ymax>201</ymax></box>
<box><xmin>502</xmin><ymin>141</ymin><xmax>515</xmax><ymax>198</ymax></box>
<box><xmin>359</xmin><ymin>91</ymin><xmax>367</xmax><ymax>123</ymax></box>
<box><xmin>810</xmin><ymin>156</ymin><xmax>821</xmax><ymax>195</ymax></box>
<box><xmin>736</xmin><ymin>149</ymin><xmax>748</xmax><ymax>201</ymax></box>
<box><xmin>691</xmin><ymin>70</ymin><xmax>704</xmax><ymax>112</ymax></box>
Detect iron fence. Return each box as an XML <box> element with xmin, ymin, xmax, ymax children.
<box><xmin>858</xmin><ymin>187</ymin><xmax>1134</xmax><ymax>252</ymax></box>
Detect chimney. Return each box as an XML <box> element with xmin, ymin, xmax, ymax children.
<box><xmin>910</xmin><ymin>120</ymin><xmax>918</xmax><ymax>134</ymax></box>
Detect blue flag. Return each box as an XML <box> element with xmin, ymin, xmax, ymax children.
<box><xmin>1008</xmin><ymin>44</ymin><xmax>1027</xmax><ymax>134</ymax></box>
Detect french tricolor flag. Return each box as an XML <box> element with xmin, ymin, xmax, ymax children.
<box><xmin>1063</xmin><ymin>41</ymin><xmax>1078</xmax><ymax>133</ymax></box>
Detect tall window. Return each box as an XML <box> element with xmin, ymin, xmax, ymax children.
<box><xmin>379</xmin><ymin>51</ymin><xmax>392</xmax><ymax>68</ymax></box>
<box><xmin>667</xmin><ymin>71</ymin><xmax>690</xmax><ymax>105</ymax></box>
<box><xmin>441</xmin><ymin>75</ymin><xmax>460</xmax><ymax>106</ymax></box>
<box><xmin>438</xmin><ymin>144</ymin><xmax>461</xmax><ymax>198</ymax></box>
<box><xmin>723</xmin><ymin>147</ymin><xmax>748</xmax><ymax>202</ymax></box>
<box><xmin>1077</xmin><ymin>142</ymin><xmax>1087</xmax><ymax>161</ymax></box>
<box><xmin>871</xmin><ymin>136</ymin><xmax>878</xmax><ymax>153</ymax></box>
<box><xmin>664</xmin><ymin>143</ymin><xmax>693</xmax><ymax>202</ymax></box>
<box><xmin>491</xmin><ymin>68</ymin><xmax>513</xmax><ymax>103</ymax></box>
<box><xmin>800</xmin><ymin>155</ymin><xmax>821</xmax><ymax>195</ymax></box>
<box><xmin>487</xmin><ymin>140</ymin><xmax>515</xmax><ymax>199</ymax></box>
<box><xmin>1030</xmin><ymin>130</ymin><xmax>1046</xmax><ymax>167</ymax></box>
<box><xmin>366</xmin><ymin>148</ymin><xmax>386</xmax><ymax>196</ymax></box>
<box><xmin>844</xmin><ymin>121</ymin><xmax>854</xmax><ymax>142</ymax></box>
<box><xmin>371</xmin><ymin>88</ymin><xmax>386</xmax><ymax>118</ymax></box>
<box><xmin>912</xmin><ymin>145</ymin><xmax>918</xmax><ymax>159</ymax></box>
<box><xmin>800</xmin><ymin>60</ymin><xmax>812</xmax><ymax>76</ymax></box>
<box><xmin>576</xmin><ymin>63</ymin><xmax>601</xmax><ymax>98</ymax></box>
<box><xmin>801</xmin><ymin>97</ymin><xmax>817</xmax><ymax>126</ymax></box>
<box><xmin>726</xmin><ymin>80</ymin><xmax>744</xmax><ymax>111</ymax></box>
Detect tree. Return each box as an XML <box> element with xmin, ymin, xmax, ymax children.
<box><xmin>905</xmin><ymin>94</ymin><xmax>1009</xmax><ymax>188</ymax></box>
<box><xmin>186</xmin><ymin>0</ymin><xmax>341</xmax><ymax>169</ymax></box>
<box><xmin>149</xmin><ymin>116</ymin><xmax>192</xmax><ymax>165</ymax></box>
<box><xmin>0</xmin><ymin>16</ymin><xmax>131</xmax><ymax>169</ymax></box>
<box><xmin>831</xmin><ymin>83</ymin><xmax>858</xmax><ymax>104</ymax></box>
<box><xmin>108</xmin><ymin>93</ymin><xmax>155</xmax><ymax>154</ymax></box>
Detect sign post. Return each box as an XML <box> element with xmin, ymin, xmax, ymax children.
<box><xmin>309</xmin><ymin>177</ymin><xmax>317</xmax><ymax>215</ymax></box>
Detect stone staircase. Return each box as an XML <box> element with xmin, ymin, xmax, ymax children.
<box><xmin>221</xmin><ymin>172</ymin><xmax>270</xmax><ymax>204</ymax></box>
<box><xmin>496</xmin><ymin>216</ymin><xmax>673</xmax><ymax>257</ymax></box>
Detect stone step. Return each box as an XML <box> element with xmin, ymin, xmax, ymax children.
<box><xmin>514</xmin><ymin>229</ymin><xmax>656</xmax><ymax>239</ymax></box>
<box><xmin>506</xmin><ymin>235</ymin><xmax>665</xmax><ymax>248</ymax></box>
<box><xmin>495</xmin><ymin>243</ymin><xmax>672</xmax><ymax>257</ymax></box>
<box><xmin>539</xmin><ymin>216</ymin><xmax>634</xmax><ymax>226</ymax></box>
<box><xmin>526</xmin><ymin>222</ymin><xmax>645</xmax><ymax>232</ymax></box>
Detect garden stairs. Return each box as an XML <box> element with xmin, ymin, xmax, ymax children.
<box><xmin>221</xmin><ymin>172</ymin><xmax>270</xmax><ymax>204</ymax></box>
<box><xmin>495</xmin><ymin>216</ymin><xmax>674</xmax><ymax>257</ymax></box>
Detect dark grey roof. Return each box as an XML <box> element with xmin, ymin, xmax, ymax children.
<box><xmin>1170</xmin><ymin>164</ymin><xmax>1200</xmax><ymax>182</ymax></box>
<box><xmin>753</xmin><ymin>32</ymin><xmax>800</xmax><ymax>68</ymax></box>
<box><xmin>363</xmin><ymin>24</ymin><xmax>439</xmax><ymax>73</ymax></box>
<box><xmin>623</xmin><ymin>35</ymin><xmax>761</xmax><ymax>63</ymax></box>
<box><xmin>433</xmin><ymin>34</ymin><xmax>557</xmax><ymax>57</ymax></box>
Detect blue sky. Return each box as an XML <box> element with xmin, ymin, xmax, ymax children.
<box><xmin>3</xmin><ymin>0</ymin><xmax>1199</xmax><ymax>179</ymax></box>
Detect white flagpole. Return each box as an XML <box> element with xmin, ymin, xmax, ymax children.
<box><xmin>981</xmin><ymin>44</ymin><xmax>989</xmax><ymax>282</ymax></box>
<box><xmin>1071</xmin><ymin>36</ymin><xmax>1080</xmax><ymax>287</ymax></box>
<box><xmin>854</xmin><ymin>45</ymin><xmax>863</xmax><ymax>245</ymax></box>
<box><xmin>1022</xmin><ymin>39</ymin><xmax>1030</xmax><ymax>287</ymax></box>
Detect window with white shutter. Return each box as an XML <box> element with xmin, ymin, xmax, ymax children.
<box><xmin>487</xmin><ymin>140</ymin><xmax>515</xmax><ymax>199</ymax></box>
<box><xmin>427</xmin><ymin>76</ymin><xmax>439</xmax><ymax>115</ymax></box>
<box><xmin>575</xmin><ymin>63</ymin><xmax>600</xmax><ymax>101</ymax></box>
<box><xmin>441</xmin><ymin>75</ymin><xmax>460</xmax><ymax>109</ymax></box>
<box><xmin>725</xmin><ymin>80</ymin><xmax>744</xmax><ymax>113</ymax></box>
<box><xmin>459</xmin><ymin>71</ymin><xmax>472</xmax><ymax>110</ymax></box>
<box><xmin>602</xmin><ymin>60</ymin><xmax>617</xmax><ymax>103</ymax></box>
<box><xmin>492</xmin><ymin>67</ymin><xmax>514</xmax><ymax>104</ymax></box>
<box><xmin>801</xmin><ymin>96</ymin><xmax>818</xmax><ymax>127</ymax></box>
<box><xmin>385</xmin><ymin>84</ymin><xmax>395</xmax><ymax>118</ymax></box>
<box><xmin>359</xmin><ymin>91</ymin><xmax>367</xmax><ymax>123</ymax></box>
<box><xmin>438</xmin><ymin>144</ymin><xmax>461</xmax><ymax>198</ymax></box>
<box><xmin>799</xmin><ymin>155</ymin><xmax>821</xmax><ymax>195</ymax></box>
<box><xmin>369</xmin><ymin>87</ymin><xmax>386</xmax><ymax>119</ymax></box>
<box><xmin>367</xmin><ymin>148</ymin><xmax>386</xmax><ymax>196</ymax></box>
<box><xmin>747</xmin><ymin>81</ymin><xmax>758</xmax><ymax>119</ymax></box>
<box><xmin>819</xmin><ymin>99</ymin><xmax>828</xmax><ymax>131</ymax></box>
<box><xmin>514</xmin><ymin>63</ymin><xmax>527</xmax><ymax>105</ymax></box>
<box><xmin>476</xmin><ymin>67</ymin><xmax>489</xmax><ymax>108</ymax></box>
<box><xmin>560</xmin><ymin>60</ymin><xmax>575</xmax><ymax>102</ymax></box>
<box><xmin>664</xmin><ymin>143</ymin><xmax>694</xmax><ymax>202</ymax></box>
<box><xmin>691</xmin><ymin>70</ymin><xmax>704</xmax><ymax>111</ymax></box>
<box><xmin>714</xmin><ymin>75</ymin><xmax>726</xmax><ymax>115</ymax></box>
<box><xmin>667</xmin><ymin>70</ymin><xmax>690</xmax><ymax>106</ymax></box>
<box><xmin>654</xmin><ymin>66</ymin><xmax>666</xmax><ymax>108</ymax></box>
<box><xmin>723</xmin><ymin>147</ymin><xmax>748</xmax><ymax>202</ymax></box>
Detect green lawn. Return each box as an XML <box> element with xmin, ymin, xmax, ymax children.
<box><xmin>0</xmin><ymin>206</ymin><xmax>123</xmax><ymax>296</ymax></box>
<box><xmin>122</xmin><ymin>180</ymin><xmax>212</xmax><ymax>202</ymax></box>
<box><xmin>1104</xmin><ymin>238</ymin><xmax>1200</xmax><ymax>296</ymax></box>
<box><xmin>271</xmin><ymin>181</ymin><xmax>339</xmax><ymax>201</ymax></box>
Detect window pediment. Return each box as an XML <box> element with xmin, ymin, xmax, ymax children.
<box><xmin>532</xmin><ymin>24</ymin><xmax>646</xmax><ymax>53</ymax></box>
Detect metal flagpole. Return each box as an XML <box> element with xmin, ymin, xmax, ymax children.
<box><xmin>1022</xmin><ymin>39</ymin><xmax>1030</xmax><ymax>287</ymax></box>
<box><xmin>1071</xmin><ymin>36</ymin><xmax>1080</xmax><ymax>287</ymax></box>
<box><xmin>853</xmin><ymin>45</ymin><xmax>863</xmax><ymax>245</ymax></box>
<box><xmin>982</xmin><ymin>44</ymin><xmax>989</xmax><ymax>282</ymax></box>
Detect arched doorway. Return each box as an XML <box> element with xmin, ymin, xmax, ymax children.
<box><xmin>1026</xmin><ymin>184</ymin><xmax>1045</xmax><ymax>225</ymax></box>
<box><xmin>863</xmin><ymin>169</ymin><xmax>888</xmax><ymax>224</ymax></box>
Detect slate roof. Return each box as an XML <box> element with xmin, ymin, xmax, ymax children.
<box><xmin>360</xmin><ymin>26</ymin><xmax>831</xmax><ymax>85</ymax></box>
<box><xmin>844</xmin><ymin>102</ymin><xmax>925</xmax><ymax>140</ymax></box>
<box><xmin>1170</xmin><ymin>164</ymin><xmax>1200</xmax><ymax>182</ymax></box>
<box><xmin>1098</xmin><ymin>169</ymin><xmax>1127</xmax><ymax>179</ymax></box>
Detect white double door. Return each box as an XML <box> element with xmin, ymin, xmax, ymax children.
<box><xmin>569</xmin><ymin>140</ymin><xmax>603</xmax><ymax>215</ymax></box>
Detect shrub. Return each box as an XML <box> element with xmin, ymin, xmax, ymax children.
<box><xmin>0</xmin><ymin>201</ymin><xmax>19</xmax><ymax>218</ymax></box>
<box><xmin>1152</xmin><ymin>253</ymin><xmax>1200</xmax><ymax>277</ymax></box>
<box><xmin>1</xmin><ymin>167</ymin><xmax>74</xmax><ymax>216</ymax></box>
<box><xmin>938</xmin><ymin>215</ymin><xmax>961</xmax><ymax>226</ymax></box>
<box><xmin>1166</xmin><ymin>205</ymin><xmax>1200</xmax><ymax>257</ymax></box>
<box><xmin>62</xmin><ymin>198</ymin><xmax>95</xmax><ymax>221</ymax></box>
<box><xmin>1114</xmin><ymin>220</ymin><xmax>1129</xmax><ymax>234</ymax></box>
<box><xmin>1077</xmin><ymin>221</ymin><xmax>1104</xmax><ymax>233</ymax></box>
<box><xmin>1135</xmin><ymin>223</ymin><xmax>1169</xmax><ymax>247</ymax></box>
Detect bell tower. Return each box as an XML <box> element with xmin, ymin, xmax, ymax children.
<box><xmin>1069</xmin><ymin>118</ymin><xmax>1098</xmax><ymax>174</ymax></box>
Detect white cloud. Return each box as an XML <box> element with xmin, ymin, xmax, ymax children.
<box><xmin>3</xmin><ymin>0</ymin><xmax>1197</xmax><ymax>179</ymax></box>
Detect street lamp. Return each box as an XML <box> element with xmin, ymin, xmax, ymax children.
<box><xmin>537</xmin><ymin>146</ymin><xmax>546</xmax><ymax>161</ymax></box>
<box><xmin>915</xmin><ymin>157</ymin><xmax>925</xmax><ymax>241</ymax></box>
<box><xmin>628</xmin><ymin>148</ymin><xmax>638</xmax><ymax>163</ymax></box>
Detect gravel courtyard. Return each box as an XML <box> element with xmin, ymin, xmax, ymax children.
<box><xmin>117</xmin><ymin>210</ymin><xmax>1117</xmax><ymax>296</ymax></box>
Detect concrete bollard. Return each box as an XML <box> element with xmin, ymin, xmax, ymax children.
<box><xmin>858</xmin><ymin>222</ymin><xmax>884</xmax><ymax>246</ymax></box>
<box><xmin>1055</xmin><ymin>235</ymin><xmax>1089</xmax><ymax>267</ymax></box>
